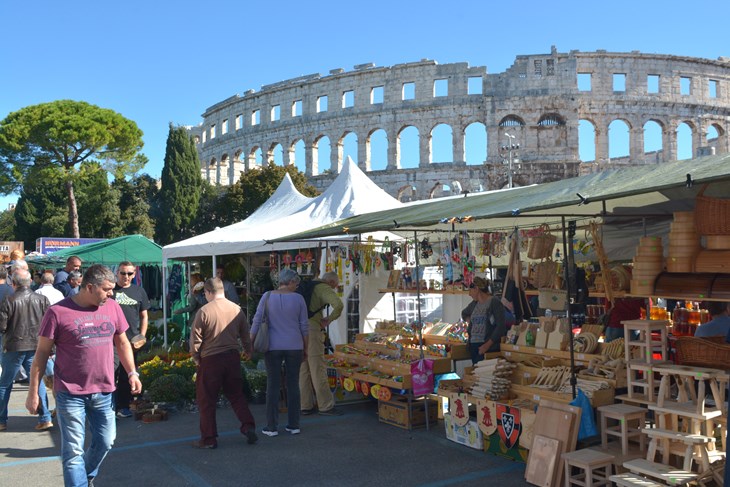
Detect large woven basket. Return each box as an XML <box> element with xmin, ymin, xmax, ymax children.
<box><xmin>533</xmin><ymin>258</ymin><xmax>558</xmax><ymax>289</ymax></box>
<box><xmin>695</xmin><ymin>184</ymin><xmax>730</xmax><ymax>235</ymax></box>
<box><xmin>674</xmin><ymin>336</ymin><xmax>730</xmax><ymax>369</ymax></box>
<box><xmin>527</xmin><ymin>224</ymin><xmax>557</xmax><ymax>260</ymax></box>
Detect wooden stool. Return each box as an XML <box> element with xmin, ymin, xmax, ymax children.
<box><xmin>562</xmin><ymin>449</ymin><xmax>614</xmax><ymax>487</ymax></box>
<box><xmin>598</xmin><ymin>403</ymin><xmax>647</xmax><ymax>455</ymax></box>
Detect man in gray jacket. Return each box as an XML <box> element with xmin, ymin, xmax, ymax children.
<box><xmin>0</xmin><ymin>269</ymin><xmax>52</xmax><ymax>431</ymax></box>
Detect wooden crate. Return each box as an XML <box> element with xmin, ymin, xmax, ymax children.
<box><xmin>378</xmin><ymin>395</ymin><xmax>437</xmax><ymax>430</ymax></box>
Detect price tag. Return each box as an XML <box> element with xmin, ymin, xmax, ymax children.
<box><xmin>533</xmin><ymin>394</ymin><xmax>541</xmax><ymax>402</ymax></box>
<box><xmin>536</xmin><ymin>349</ymin><xmax>543</xmax><ymax>355</ymax></box>
<box><xmin>523</xmin><ymin>373</ymin><xmax>531</xmax><ymax>378</ymax></box>
<box><xmin>578</xmin><ymin>354</ymin><xmax>585</xmax><ymax>360</ymax></box>
<box><xmin>504</xmin><ymin>351</ymin><xmax>511</xmax><ymax>357</ymax></box>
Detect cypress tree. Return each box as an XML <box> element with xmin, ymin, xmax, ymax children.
<box><xmin>155</xmin><ymin>124</ymin><xmax>203</xmax><ymax>245</ymax></box>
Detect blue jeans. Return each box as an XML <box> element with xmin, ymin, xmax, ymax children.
<box><xmin>56</xmin><ymin>391</ymin><xmax>116</xmax><ymax>487</ymax></box>
<box><xmin>264</xmin><ymin>350</ymin><xmax>303</xmax><ymax>430</ymax></box>
<box><xmin>0</xmin><ymin>350</ymin><xmax>51</xmax><ymax>424</ymax></box>
<box><xmin>468</xmin><ymin>342</ymin><xmax>485</xmax><ymax>365</ymax></box>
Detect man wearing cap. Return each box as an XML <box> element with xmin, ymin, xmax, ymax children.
<box><xmin>461</xmin><ymin>276</ymin><xmax>507</xmax><ymax>364</ymax></box>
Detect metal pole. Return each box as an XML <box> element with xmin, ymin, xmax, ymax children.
<box><xmin>561</xmin><ymin>216</ymin><xmax>577</xmax><ymax>399</ymax></box>
<box><xmin>414</xmin><ymin>230</ymin><xmax>430</xmax><ymax>431</ymax></box>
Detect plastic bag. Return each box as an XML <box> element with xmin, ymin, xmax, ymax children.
<box><xmin>411</xmin><ymin>359</ymin><xmax>434</xmax><ymax>396</ymax></box>
<box><xmin>569</xmin><ymin>388</ymin><xmax>598</xmax><ymax>440</ymax></box>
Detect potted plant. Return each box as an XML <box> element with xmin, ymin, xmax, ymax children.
<box><xmin>245</xmin><ymin>369</ymin><xmax>267</xmax><ymax>404</ymax></box>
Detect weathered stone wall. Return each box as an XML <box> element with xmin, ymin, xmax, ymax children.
<box><xmin>187</xmin><ymin>47</ymin><xmax>730</xmax><ymax>199</ymax></box>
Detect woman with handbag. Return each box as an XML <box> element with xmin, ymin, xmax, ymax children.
<box><xmin>461</xmin><ymin>276</ymin><xmax>507</xmax><ymax>364</ymax></box>
<box><xmin>250</xmin><ymin>269</ymin><xmax>309</xmax><ymax>437</ymax></box>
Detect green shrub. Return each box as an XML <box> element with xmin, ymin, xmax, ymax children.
<box><xmin>147</xmin><ymin>373</ymin><xmax>195</xmax><ymax>403</ymax></box>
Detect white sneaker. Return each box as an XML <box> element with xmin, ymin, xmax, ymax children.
<box><xmin>261</xmin><ymin>428</ymin><xmax>278</xmax><ymax>437</ymax></box>
<box><xmin>285</xmin><ymin>426</ymin><xmax>300</xmax><ymax>435</ymax></box>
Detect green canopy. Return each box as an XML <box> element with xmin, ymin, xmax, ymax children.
<box><xmin>29</xmin><ymin>234</ymin><xmax>162</xmax><ymax>267</ymax></box>
<box><xmin>276</xmin><ymin>153</ymin><xmax>730</xmax><ymax>239</ymax></box>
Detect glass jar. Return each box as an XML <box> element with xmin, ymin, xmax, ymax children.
<box><xmin>699</xmin><ymin>309</ymin><xmax>710</xmax><ymax>324</ymax></box>
<box><xmin>673</xmin><ymin>306</ymin><xmax>689</xmax><ymax>336</ymax></box>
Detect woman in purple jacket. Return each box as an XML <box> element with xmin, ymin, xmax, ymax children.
<box><xmin>250</xmin><ymin>269</ymin><xmax>309</xmax><ymax>436</ymax></box>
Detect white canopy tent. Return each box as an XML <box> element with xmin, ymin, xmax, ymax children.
<box><xmin>160</xmin><ymin>158</ymin><xmax>403</xmax><ymax>345</ymax></box>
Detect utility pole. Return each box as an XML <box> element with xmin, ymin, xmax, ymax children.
<box><xmin>500</xmin><ymin>133</ymin><xmax>520</xmax><ymax>188</ymax></box>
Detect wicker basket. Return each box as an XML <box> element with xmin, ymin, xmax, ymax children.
<box><xmin>533</xmin><ymin>258</ymin><xmax>558</xmax><ymax>289</ymax></box>
<box><xmin>695</xmin><ymin>184</ymin><xmax>730</xmax><ymax>235</ymax></box>
<box><xmin>674</xmin><ymin>336</ymin><xmax>730</xmax><ymax>369</ymax></box>
<box><xmin>527</xmin><ymin>224</ymin><xmax>557</xmax><ymax>260</ymax></box>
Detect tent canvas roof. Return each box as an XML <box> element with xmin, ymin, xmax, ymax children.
<box><xmin>162</xmin><ymin>158</ymin><xmax>402</xmax><ymax>261</ymax></box>
<box><xmin>29</xmin><ymin>234</ymin><xmax>163</xmax><ymax>267</ymax></box>
<box><xmin>280</xmin><ymin>153</ymin><xmax>730</xmax><ymax>239</ymax></box>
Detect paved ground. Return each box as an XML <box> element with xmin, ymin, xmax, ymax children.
<box><xmin>0</xmin><ymin>384</ymin><xmax>531</xmax><ymax>486</ymax></box>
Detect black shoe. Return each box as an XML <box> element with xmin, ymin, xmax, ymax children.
<box><xmin>191</xmin><ymin>440</ymin><xmax>217</xmax><ymax>449</ymax></box>
<box><xmin>301</xmin><ymin>408</ymin><xmax>316</xmax><ymax>416</ymax></box>
<box><xmin>245</xmin><ymin>429</ymin><xmax>258</xmax><ymax>444</ymax></box>
<box><xmin>318</xmin><ymin>407</ymin><xmax>343</xmax><ymax>416</ymax></box>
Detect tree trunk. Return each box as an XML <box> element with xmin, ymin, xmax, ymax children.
<box><xmin>66</xmin><ymin>179</ymin><xmax>80</xmax><ymax>238</ymax></box>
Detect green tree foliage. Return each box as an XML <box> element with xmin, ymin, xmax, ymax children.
<box><xmin>155</xmin><ymin>124</ymin><xmax>202</xmax><ymax>245</ymax></box>
<box><xmin>74</xmin><ymin>163</ymin><xmax>122</xmax><ymax>238</ymax></box>
<box><xmin>0</xmin><ymin>100</ymin><xmax>146</xmax><ymax>238</ymax></box>
<box><xmin>14</xmin><ymin>166</ymin><xmax>68</xmax><ymax>249</ymax></box>
<box><xmin>0</xmin><ymin>208</ymin><xmax>16</xmax><ymax>241</ymax></box>
<box><xmin>113</xmin><ymin>174</ymin><xmax>159</xmax><ymax>239</ymax></box>
<box><xmin>217</xmin><ymin>163</ymin><xmax>318</xmax><ymax>227</ymax></box>
<box><xmin>12</xmin><ymin>163</ymin><xmax>146</xmax><ymax>248</ymax></box>
<box><xmin>189</xmin><ymin>182</ymin><xmax>226</xmax><ymax>235</ymax></box>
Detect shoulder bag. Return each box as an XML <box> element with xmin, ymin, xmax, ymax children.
<box><xmin>253</xmin><ymin>292</ymin><xmax>271</xmax><ymax>353</ymax></box>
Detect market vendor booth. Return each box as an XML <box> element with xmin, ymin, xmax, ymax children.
<box><xmin>276</xmin><ymin>153</ymin><xmax>730</xmax><ymax>485</ymax></box>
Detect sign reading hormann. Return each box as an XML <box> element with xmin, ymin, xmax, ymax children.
<box><xmin>36</xmin><ymin>237</ymin><xmax>106</xmax><ymax>254</ymax></box>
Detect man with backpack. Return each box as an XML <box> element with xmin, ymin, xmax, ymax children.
<box><xmin>298</xmin><ymin>272</ymin><xmax>344</xmax><ymax>416</ymax></box>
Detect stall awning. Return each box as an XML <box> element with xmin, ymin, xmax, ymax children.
<box><xmin>276</xmin><ymin>153</ymin><xmax>730</xmax><ymax>240</ymax></box>
<box><xmin>29</xmin><ymin>234</ymin><xmax>162</xmax><ymax>267</ymax></box>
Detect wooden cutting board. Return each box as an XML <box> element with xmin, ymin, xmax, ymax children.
<box><xmin>528</xmin><ymin>401</ymin><xmax>580</xmax><ymax>487</ymax></box>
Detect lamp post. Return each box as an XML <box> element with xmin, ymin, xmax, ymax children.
<box><xmin>500</xmin><ymin>134</ymin><xmax>520</xmax><ymax>189</ymax></box>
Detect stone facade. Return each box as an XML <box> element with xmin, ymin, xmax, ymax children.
<box><xmin>187</xmin><ymin>47</ymin><xmax>730</xmax><ymax>200</ymax></box>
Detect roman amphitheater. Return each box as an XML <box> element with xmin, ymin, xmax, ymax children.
<box><xmin>188</xmin><ymin>46</ymin><xmax>730</xmax><ymax>200</ymax></box>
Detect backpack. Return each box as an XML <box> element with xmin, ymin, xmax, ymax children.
<box><xmin>296</xmin><ymin>280</ymin><xmax>328</xmax><ymax>318</ymax></box>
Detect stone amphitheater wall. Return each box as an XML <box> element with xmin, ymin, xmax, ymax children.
<box><xmin>188</xmin><ymin>47</ymin><xmax>730</xmax><ymax>200</ymax></box>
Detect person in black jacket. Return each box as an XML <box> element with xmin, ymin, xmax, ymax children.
<box><xmin>0</xmin><ymin>269</ymin><xmax>53</xmax><ymax>431</ymax></box>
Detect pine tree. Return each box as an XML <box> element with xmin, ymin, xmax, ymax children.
<box><xmin>155</xmin><ymin>124</ymin><xmax>203</xmax><ymax>245</ymax></box>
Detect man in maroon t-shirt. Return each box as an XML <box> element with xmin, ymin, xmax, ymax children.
<box><xmin>26</xmin><ymin>264</ymin><xmax>141</xmax><ymax>487</ymax></box>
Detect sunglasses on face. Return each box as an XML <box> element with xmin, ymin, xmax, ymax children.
<box><xmin>119</xmin><ymin>272</ymin><xmax>135</xmax><ymax>276</ymax></box>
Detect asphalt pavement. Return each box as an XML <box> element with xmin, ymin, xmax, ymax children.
<box><xmin>0</xmin><ymin>384</ymin><xmax>530</xmax><ymax>486</ymax></box>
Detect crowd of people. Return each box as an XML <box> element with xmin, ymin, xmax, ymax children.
<box><xmin>0</xmin><ymin>253</ymin><xmax>347</xmax><ymax>486</ymax></box>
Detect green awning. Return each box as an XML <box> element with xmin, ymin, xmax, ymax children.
<box><xmin>29</xmin><ymin>234</ymin><xmax>163</xmax><ymax>267</ymax></box>
<box><xmin>275</xmin><ymin>153</ymin><xmax>730</xmax><ymax>240</ymax></box>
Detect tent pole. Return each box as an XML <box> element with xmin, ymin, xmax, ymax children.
<box><xmin>162</xmin><ymin>261</ymin><xmax>168</xmax><ymax>349</ymax></box>
<box><xmin>561</xmin><ymin>216</ymin><xmax>577</xmax><ymax>399</ymax></box>
<box><xmin>413</xmin><ymin>230</ymin><xmax>430</xmax><ymax>431</ymax></box>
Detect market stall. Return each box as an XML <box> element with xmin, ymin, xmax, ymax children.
<box><xmin>274</xmin><ymin>153</ymin><xmax>730</xmax><ymax>481</ymax></box>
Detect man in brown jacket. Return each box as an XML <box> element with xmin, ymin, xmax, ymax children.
<box><xmin>190</xmin><ymin>277</ymin><xmax>257</xmax><ymax>448</ymax></box>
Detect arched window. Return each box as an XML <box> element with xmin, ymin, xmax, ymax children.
<box><xmin>537</xmin><ymin>114</ymin><xmax>565</xmax><ymax>126</ymax></box>
<box><xmin>499</xmin><ymin>115</ymin><xmax>525</xmax><ymax>127</ymax></box>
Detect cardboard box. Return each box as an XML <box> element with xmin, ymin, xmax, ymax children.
<box><xmin>443</xmin><ymin>413</ymin><xmax>483</xmax><ymax>450</ymax></box>
<box><xmin>378</xmin><ymin>396</ymin><xmax>437</xmax><ymax>430</ymax></box>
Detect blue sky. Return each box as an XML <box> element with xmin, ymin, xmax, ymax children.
<box><xmin>2</xmin><ymin>0</ymin><xmax>728</xmax><ymax>212</ymax></box>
